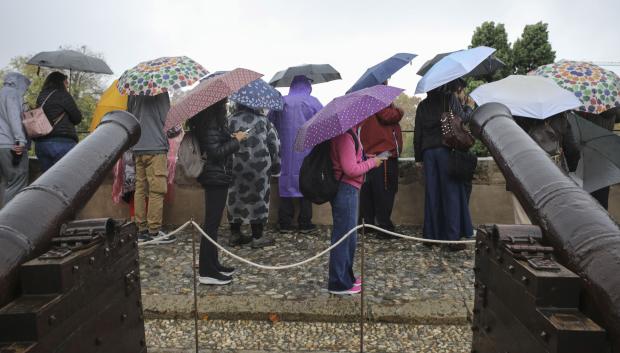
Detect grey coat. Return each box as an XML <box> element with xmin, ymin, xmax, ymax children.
<box><xmin>0</xmin><ymin>72</ymin><xmax>30</xmax><ymax>147</ymax></box>
<box><xmin>227</xmin><ymin>108</ymin><xmax>281</xmax><ymax>224</ymax></box>
<box><xmin>128</xmin><ymin>93</ymin><xmax>170</xmax><ymax>155</ymax></box>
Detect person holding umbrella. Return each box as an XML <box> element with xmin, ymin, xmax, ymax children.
<box><xmin>295</xmin><ymin>85</ymin><xmax>403</xmax><ymax>295</ymax></box>
<box><xmin>33</xmin><ymin>72</ymin><xmax>83</xmax><ymax>171</ymax></box>
<box><xmin>269</xmin><ymin>75</ymin><xmax>323</xmax><ymax>234</ymax></box>
<box><xmin>227</xmin><ymin>79</ymin><xmax>282</xmax><ymax>248</ymax></box>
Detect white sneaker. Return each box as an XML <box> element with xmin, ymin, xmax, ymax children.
<box><xmin>150</xmin><ymin>231</ymin><xmax>177</xmax><ymax>245</ymax></box>
<box><xmin>198</xmin><ymin>275</ymin><xmax>233</xmax><ymax>285</ymax></box>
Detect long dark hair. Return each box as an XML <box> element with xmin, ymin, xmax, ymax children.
<box><xmin>189</xmin><ymin>98</ymin><xmax>228</xmax><ymax>131</ymax></box>
<box><xmin>41</xmin><ymin>71</ymin><xmax>68</xmax><ymax>92</ymax></box>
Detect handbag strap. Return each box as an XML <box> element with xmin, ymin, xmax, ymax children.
<box><xmin>40</xmin><ymin>89</ymin><xmax>57</xmax><ymax>109</ymax></box>
<box><xmin>51</xmin><ymin>112</ymin><xmax>66</xmax><ymax>127</ymax></box>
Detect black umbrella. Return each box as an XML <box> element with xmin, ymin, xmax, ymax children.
<box><xmin>269</xmin><ymin>64</ymin><xmax>341</xmax><ymax>87</ymax></box>
<box><xmin>27</xmin><ymin>50</ymin><xmax>113</xmax><ymax>74</ymax></box>
<box><xmin>417</xmin><ymin>50</ymin><xmax>504</xmax><ymax>77</ymax></box>
<box><xmin>567</xmin><ymin>111</ymin><xmax>620</xmax><ymax>192</ymax></box>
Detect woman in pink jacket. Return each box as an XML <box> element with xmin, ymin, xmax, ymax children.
<box><xmin>328</xmin><ymin>129</ymin><xmax>382</xmax><ymax>295</ymax></box>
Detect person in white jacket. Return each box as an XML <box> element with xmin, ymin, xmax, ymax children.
<box><xmin>0</xmin><ymin>72</ymin><xmax>31</xmax><ymax>205</ymax></box>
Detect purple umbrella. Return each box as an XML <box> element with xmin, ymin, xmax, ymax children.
<box><xmin>294</xmin><ymin>85</ymin><xmax>404</xmax><ymax>151</ymax></box>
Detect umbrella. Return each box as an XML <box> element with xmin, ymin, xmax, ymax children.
<box><xmin>89</xmin><ymin>79</ymin><xmax>128</xmax><ymax>132</ymax></box>
<box><xmin>530</xmin><ymin>60</ymin><xmax>620</xmax><ymax>114</ymax></box>
<box><xmin>269</xmin><ymin>64</ymin><xmax>341</xmax><ymax>87</ymax></box>
<box><xmin>164</xmin><ymin>68</ymin><xmax>262</xmax><ymax>131</ymax></box>
<box><xmin>417</xmin><ymin>51</ymin><xmax>504</xmax><ymax>77</ymax></box>
<box><xmin>230</xmin><ymin>78</ymin><xmax>284</xmax><ymax>111</ymax></box>
<box><xmin>346</xmin><ymin>53</ymin><xmax>417</xmax><ymax>93</ymax></box>
<box><xmin>470</xmin><ymin>75</ymin><xmax>581</xmax><ymax>120</ymax></box>
<box><xmin>415</xmin><ymin>46</ymin><xmax>496</xmax><ymax>94</ymax></box>
<box><xmin>294</xmin><ymin>85</ymin><xmax>404</xmax><ymax>151</ymax></box>
<box><xmin>117</xmin><ymin>56</ymin><xmax>209</xmax><ymax>96</ymax></box>
<box><xmin>27</xmin><ymin>50</ymin><xmax>113</xmax><ymax>74</ymax></box>
<box><xmin>566</xmin><ymin>111</ymin><xmax>620</xmax><ymax>192</ymax></box>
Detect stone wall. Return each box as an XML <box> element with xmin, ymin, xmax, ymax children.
<box><xmin>57</xmin><ymin>158</ymin><xmax>620</xmax><ymax>226</ymax></box>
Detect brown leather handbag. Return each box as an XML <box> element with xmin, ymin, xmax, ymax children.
<box><xmin>440</xmin><ymin>109</ymin><xmax>475</xmax><ymax>151</ymax></box>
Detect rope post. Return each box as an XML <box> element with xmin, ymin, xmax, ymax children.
<box><xmin>190</xmin><ymin>219</ymin><xmax>199</xmax><ymax>353</ymax></box>
<box><xmin>360</xmin><ymin>220</ymin><xmax>365</xmax><ymax>353</ymax></box>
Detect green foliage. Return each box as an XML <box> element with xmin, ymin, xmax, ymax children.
<box><xmin>470</xmin><ymin>139</ymin><xmax>490</xmax><ymax>157</ymax></box>
<box><xmin>469</xmin><ymin>21</ymin><xmax>513</xmax><ymax>80</ymax></box>
<box><xmin>393</xmin><ymin>93</ymin><xmax>421</xmax><ymax>131</ymax></box>
<box><xmin>512</xmin><ymin>22</ymin><xmax>556</xmax><ymax>75</ymax></box>
<box><xmin>0</xmin><ymin>45</ymin><xmax>106</xmax><ymax>133</ymax></box>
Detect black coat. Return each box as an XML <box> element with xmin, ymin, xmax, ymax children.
<box><xmin>192</xmin><ymin>112</ymin><xmax>240</xmax><ymax>187</ymax></box>
<box><xmin>35</xmin><ymin>87</ymin><xmax>83</xmax><ymax>142</ymax></box>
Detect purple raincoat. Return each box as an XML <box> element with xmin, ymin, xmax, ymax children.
<box><xmin>270</xmin><ymin>76</ymin><xmax>323</xmax><ymax>197</ymax></box>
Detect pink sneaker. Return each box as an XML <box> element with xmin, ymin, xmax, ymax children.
<box><xmin>354</xmin><ymin>278</ymin><xmax>362</xmax><ymax>286</ymax></box>
<box><xmin>329</xmin><ymin>285</ymin><xmax>361</xmax><ymax>295</ymax></box>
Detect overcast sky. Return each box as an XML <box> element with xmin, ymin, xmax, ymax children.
<box><xmin>1</xmin><ymin>0</ymin><xmax>619</xmax><ymax>103</ymax></box>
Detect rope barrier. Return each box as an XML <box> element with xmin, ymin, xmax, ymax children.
<box><xmin>139</xmin><ymin>221</ymin><xmax>475</xmax><ymax>269</ymax></box>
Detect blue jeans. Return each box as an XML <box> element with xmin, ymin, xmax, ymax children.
<box><xmin>35</xmin><ymin>138</ymin><xmax>77</xmax><ymax>172</ymax></box>
<box><xmin>328</xmin><ymin>182</ymin><xmax>359</xmax><ymax>291</ymax></box>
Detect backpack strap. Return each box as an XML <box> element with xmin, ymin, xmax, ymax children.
<box><xmin>346</xmin><ymin>129</ymin><xmax>359</xmax><ymax>153</ymax></box>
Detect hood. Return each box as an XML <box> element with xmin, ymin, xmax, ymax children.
<box><xmin>3</xmin><ymin>72</ymin><xmax>31</xmax><ymax>96</ymax></box>
<box><xmin>288</xmin><ymin>75</ymin><xmax>312</xmax><ymax>96</ymax></box>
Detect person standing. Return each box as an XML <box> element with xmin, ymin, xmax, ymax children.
<box><xmin>34</xmin><ymin>72</ymin><xmax>82</xmax><ymax>172</ymax></box>
<box><xmin>190</xmin><ymin>99</ymin><xmax>247</xmax><ymax>285</ymax></box>
<box><xmin>414</xmin><ymin>86</ymin><xmax>473</xmax><ymax>251</ymax></box>
<box><xmin>128</xmin><ymin>93</ymin><xmax>175</xmax><ymax>244</ymax></box>
<box><xmin>328</xmin><ymin>128</ymin><xmax>382</xmax><ymax>295</ymax></box>
<box><xmin>228</xmin><ymin>103</ymin><xmax>281</xmax><ymax>248</ymax></box>
<box><xmin>359</xmin><ymin>101</ymin><xmax>403</xmax><ymax>238</ymax></box>
<box><xmin>0</xmin><ymin>72</ymin><xmax>31</xmax><ymax>205</ymax></box>
<box><xmin>270</xmin><ymin>75</ymin><xmax>323</xmax><ymax>234</ymax></box>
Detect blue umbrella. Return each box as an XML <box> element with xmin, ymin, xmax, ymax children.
<box><xmin>347</xmin><ymin>53</ymin><xmax>417</xmax><ymax>93</ymax></box>
<box><xmin>229</xmin><ymin>78</ymin><xmax>284</xmax><ymax>111</ymax></box>
<box><xmin>415</xmin><ymin>46</ymin><xmax>496</xmax><ymax>94</ymax></box>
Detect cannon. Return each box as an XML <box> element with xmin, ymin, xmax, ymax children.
<box><xmin>0</xmin><ymin>111</ymin><xmax>146</xmax><ymax>353</ymax></box>
<box><xmin>470</xmin><ymin>103</ymin><xmax>620</xmax><ymax>353</ymax></box>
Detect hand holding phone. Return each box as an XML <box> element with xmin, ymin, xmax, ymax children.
<box><xmin>377</xmin><ymin>151</ymin><xmax>391</xmax><ymax>160</ymax></box>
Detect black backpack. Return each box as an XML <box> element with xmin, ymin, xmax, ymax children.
<box><xmin>300</xmin><ymin>130</ymin><xmax>359</xmax><ymax>204</ymax></box>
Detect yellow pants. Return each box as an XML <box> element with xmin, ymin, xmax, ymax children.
<box><xmin>134</xmin><ymin>153</ymin><xmax>168</xmax><ymax>233</ymax></box>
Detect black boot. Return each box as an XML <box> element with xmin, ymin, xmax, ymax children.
<box><xmin>230</xmin><ymin>223</ymin><xmax>251</xmax><ymax>246</ymax></box>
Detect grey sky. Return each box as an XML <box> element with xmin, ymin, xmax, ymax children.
<box><xmin>1</xmin><ymin>0</ymin><xmax>619</xmax><ymax>103</ymax></box>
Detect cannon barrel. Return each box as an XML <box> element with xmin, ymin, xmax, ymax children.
<box><xmin>471</xmin><ymin>103</ymin><xmax>620</xmax><ymax>351</ymax></box>
<box><xmin>0</xmin><ymin>111</ymin><xmax>140</xmax><ymax>307</ymax></box>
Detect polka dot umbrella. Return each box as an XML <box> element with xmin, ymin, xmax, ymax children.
<box><xmin>529</xmin><ymin>60</ymin><xmax>620</xmax><ymax>114</ymax></box>
<box><xmin>117</xmin><ymin>56</ymin><xmax>209</xmax><ymax>96</ymax></box>
<box><xmin>294</xmin><ymin>85</ymin><xmax>404</xmax><ymax>151</ymax></box>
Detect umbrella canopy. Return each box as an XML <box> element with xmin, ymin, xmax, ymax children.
<box><xmin>230</xmin><ymin>78</ymin><xmax>284</xmax><ymax>111</ymax></box>
<box><xmin>417</xmin><ymin>51</ymin><xmax>504</xmax><ymax>77</ymax></box>
<box><xmin>566</xmin><ymin>111</ymin><xmax>620</xmax><ymax>192</ymax></box>
<box><xmin>470</xmin><ymin>75</ymin><xmax>581</xmax><ymax>120</ymax></box>
<box><xmin>347</xmin><ymin>53</ymin><xmax>417</xmax><ymax>93</ymax></box>
<box><xmin>27</xmin><ymin>50</ymin><xmax>113</xmax><ymax>74</ymax></box>
<box><xmin>117</xmin><ymin>56</ymin><xmax>209</xmax><ymax>96</ymax></box>
<box><xmin>530</xmin><ymin>60</ymin><xmax>620</xmax><ymax>114</ymax></box>
<box><xmin>164</xmin><ymin>68</ymin><xmax>262</xmax><ymax>131</ymax></box>
<box><xmin>89</xmin><ymin>79</ymin><xmax>128</xmax><ymax>132</ymax></box>
<box><xmin>415</xmin><ymin>46</ymin><xmax>496</xmax><ymax>94</ymax></box>
<box><xmin>269</xmin><ymin>64</ymin><xmax>341</xmax><ymax>87</ymax></box>
<box><xmin>294</xmin><ymin>85</ymin><xmax>404</xmax><ymax>151</ymax></box>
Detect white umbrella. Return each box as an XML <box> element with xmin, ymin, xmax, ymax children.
<box><xmin>470</xmin><ymin>75</ymin><xmax>582</xmax><ymax>120</ymax></box>
<box><xmin>415</xmin><ymin>46</ymin><xmax>495</xmax><ymax>94</ymax></box>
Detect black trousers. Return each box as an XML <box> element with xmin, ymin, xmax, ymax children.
<box><xmin>230</xmin><ymin>222</ymin><xmax>264</xmax><ymax>239</ymax></box>
<box><xmin>278</xmin><ymin>197</ymin><xmax>313</xmax><ymax>228</ymax></box>
<box><xmin>360</xmin><ymin>158</ymin><xmax>398</xmax><ymax>231</ymax></box>
<box><xmin>591</xmin><ymin>186</ymin><xmax>610</xmax><ymax>210</ymax></box>
<box><xmin>199</xmin><ymin>185</ymin><xmax>228</xmax><ymax>277</ymax></box>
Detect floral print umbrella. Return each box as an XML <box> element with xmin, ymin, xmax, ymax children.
<box><xmin>530</xmin><ymin>60</ymin><xmax>620</xmax><ymax>114</ymax></box>
<box><xmin>230</xmin><ymin>78</ymin><xmax>283</xmax><ymax>111</ymax></box>
<box><xmin>164</xmin><ymin>68</ymin><xmax>262</xmax><ymax>131</ymax></box>
<box><xmin>117</xmin><ymin>56</ymin><xmax>209</xmax><ymax>96</ymax></box>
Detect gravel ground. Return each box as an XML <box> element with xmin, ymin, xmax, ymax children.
<box><xmin>139</xmin><ymin>225</ymin><xmax>474</xmax><ymax>305</ymax></box>
<box><xmin>145</xmin><ymin>319</ymin><xmax>472</xmax><ymax>353</ymax></box>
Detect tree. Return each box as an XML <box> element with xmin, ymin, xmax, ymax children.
<box><xmin>512</xmin><ymin>22</ymin><xmax>556</xmax><ymax>75</ymax></box>
<box><xmin>0</xmin><ymin>45</ymin><xmax>107</xmax><ymax>134</ymax></box>
<box><xmin>469</xmin><ymin>21</ymin><xmax>513</xmax><ymax>80</ymax></box>
<box><xmin>393</xmin><ymin>93</ymin><xmax>421</xmax><ymax>131</ymax></box>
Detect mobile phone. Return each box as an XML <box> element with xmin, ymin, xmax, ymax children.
<box><xmin>244</xmin><ymin>128</ymin><xmax>252</xmax><ymax>133</ymax></box>
<box><xmin>377</xmin><ymin>151</ymin><xmax>391</xmax><ymax>160</ymax></box>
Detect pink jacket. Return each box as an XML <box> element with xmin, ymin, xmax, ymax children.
<box><xmin>330</xmin><ymin>131</ymin><xmax>377</xmax><ymax>189</ymax></box>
